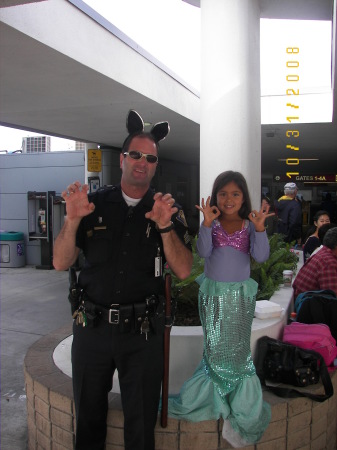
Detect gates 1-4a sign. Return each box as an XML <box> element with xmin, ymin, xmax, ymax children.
<box><xmin>274</xmin><ymin>174</ymin><xmax>337</xmax><ymax>183</ymax></box>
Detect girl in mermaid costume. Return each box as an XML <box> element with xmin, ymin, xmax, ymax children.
<box><xmin>167</xmin><ymin>171</ymin><xmax>274</xmax><ymax>448</ymax></box>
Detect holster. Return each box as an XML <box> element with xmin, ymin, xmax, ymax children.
<box><xmin>82</xmin><ymin>299</ymin><xmax>100</xmax><ymax>328</ymax></box>
<box><xmin>68</xmin><ymin>267</ymin><xmax>81</xmax><ymax>315</ymax></box>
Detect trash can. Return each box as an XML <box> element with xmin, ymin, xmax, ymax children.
<box><xmin>0</xmin><ymin>231</ymin><xmax>25</xmax><ymax>268</ymax></box>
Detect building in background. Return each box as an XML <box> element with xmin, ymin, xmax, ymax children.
<box><xmin>22</xmin><ymin>136</ymin><xmax>51</xmax><ymax>153</ymax></box>
<box><xmin>75</xmin><ymin>141</ymin><xmax>85</xmax><ymax>151</ymax></box>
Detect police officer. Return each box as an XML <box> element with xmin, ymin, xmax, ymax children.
<box><xmin>53</xmin><ymin>110</ymin><xmax>193</xmax><ymax>450</ymax></box>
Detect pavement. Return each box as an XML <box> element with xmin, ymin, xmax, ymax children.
<box><xmin>1</xmin><ymin>265</ymin><xmax>72</xmax><ymax>450</ymax></box>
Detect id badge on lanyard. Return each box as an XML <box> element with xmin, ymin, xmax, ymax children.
<box><xmin>146</xmin><ymin>222</ymin><xmax>162</xmax><ymax>277</ymax></box>
<box><xmin>155</xmin><ymin>246</ymin><xmax>162</xmax><ymax>277</ymax></box>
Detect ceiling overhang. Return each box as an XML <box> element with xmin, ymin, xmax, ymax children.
<box><xmin>1</xmin><ymin>0</ymin><xmax>336</xmax><ymax>175</ymax></box>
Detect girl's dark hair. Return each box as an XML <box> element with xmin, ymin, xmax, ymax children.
<box><xmin>122</xmin><ymin>132</ymin><xmax>159</xmax><ymax>154</ymax></box>
<box><xmin>313</xmin><ymin>210</ymin><xmax>330</xmax><ymax>222</ymax></box>
<box><xmin>210</xmin><ymin>171</ymin><xmax>252</xmax><ymax>219</ymax></box>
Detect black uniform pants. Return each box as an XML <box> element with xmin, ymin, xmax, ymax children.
<box><xmin>72</xmin><ymin>320</ymin><xmax>164</xmax><ymax>450</ymax></box>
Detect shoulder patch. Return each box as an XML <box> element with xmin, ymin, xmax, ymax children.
<box><xmin>175</xmin><ymin>210</ymin><xmax>188</xmax><ymax>228</ymax></box>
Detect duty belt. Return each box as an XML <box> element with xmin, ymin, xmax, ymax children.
<box><xmin>78</xmin><ymin>295</ymin><xmax>164</xmax><ymax>336</ymax></box>
<box><xmin>86</xmin><ymin>296</ymin><xmax>158</xmax><ymax>321</ymax></box>
<box><xmin>93</xmin><ymin>303</ymin><xmax>122</xmax><ymax>324</ymax></box>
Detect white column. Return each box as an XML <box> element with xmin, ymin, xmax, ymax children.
<box><xmin>84</xmin><ymin>143</ymin><xmax>102</xmax><ymax>193</ymax></box>
<box><xmin>200</xmin><ymin>0</ymin><xmax>261</xmax><ymax>209</ymax></box>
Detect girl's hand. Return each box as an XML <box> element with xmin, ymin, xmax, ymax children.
<box><xmin>195</xmin><ymin>196</ymin><xmax>220</xmax><ymax>227</ymax></box>
<box><xmin>248</xmin><ymin>204</ymin><xmax>275</xmax><ymax>232</ymax></box>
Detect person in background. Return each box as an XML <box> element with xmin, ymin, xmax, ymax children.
<box><xmin>293</xmin><ymin>227</ymin><xmax>337</xmax><ymax>299</ymax></box>
<box><xmin>320</xmin><ymin>193</ymin><xmax>337</xmax><ymax>222</ymax></box>
<box><xmin>167</xmin><ymin>171</ymin><xmax>273</xmax><ymax>448</ymax></box>
<box><xmin>302</xmin><ymin>210</ymin><xmax>330</xmax><ymax>261</ymax></box>
<box><xmin>261</xmin><ymin>194</ymin><xmax>277</xmax><ymax>236</ymax></box>
<box><xmin>274</xmin><ymin>182</ymin><xmax>302</xmax><ymax>244</ymax></box>
<box><xmin>309</xmin><ymin>222</ymin><xmax>337</xmax><ymax>258</ymax></box>
<box><xmin>53</xmin><ymin>110</ymin><xmax>193</xmax><ymax>450</ymax></box>
<box><xmin>261</xmin><ymin>195</ymin><xmax>270</xmax><ymax>212</ymax></box>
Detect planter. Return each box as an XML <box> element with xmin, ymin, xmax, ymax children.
<box><xmin>26</xmin><ymin>280</ymin><xmax>337</xmax><ymax>450</ymax></box>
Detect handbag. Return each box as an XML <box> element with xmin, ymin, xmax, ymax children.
<box><xmin>283</xmin><ymin>322</ymin><xmax>337</xmax><ymax>366</ymax></box>
<box><xmin>256</xmin><ymin>336</ymin><xmax>334</xmax><ymax>402</ymax></box>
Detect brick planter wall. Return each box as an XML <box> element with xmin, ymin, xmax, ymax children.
<box><xmin>24</xmin><ymin>323</ymin><xmax>337</xmax><ymax>450</ymax></box>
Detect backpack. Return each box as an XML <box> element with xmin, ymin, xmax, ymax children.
<box><xmin>294</xmin><ymin>291</ymin><xmax>337</xmax><ymax>342</ymax></box>
<box><xmin>283</xmin><ymin>322</ymin><xmax>337</xmax><ymax>366</ymax></box>
<box><xmin>294</xmin><ymin>289</ymin><xmax>337</xmax><ymax>314</ymax></box>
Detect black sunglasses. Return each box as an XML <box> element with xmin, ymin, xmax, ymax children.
<box><xmin>123</xmin><ymin>151</ymin><xmax>158</xmax><ymax>164</ymax></box>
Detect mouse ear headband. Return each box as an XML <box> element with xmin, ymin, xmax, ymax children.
<box><xmin>126</xmin><ymin>109</ymin><xmax>170</xmax><ymax>142</ymax></box>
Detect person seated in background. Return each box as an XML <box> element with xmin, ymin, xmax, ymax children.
<box><xmin>302</xmin><ymin>210</ymin><xmax>330</xmax><ymax>261</ymax></box>
<box><xmin>293</xmin><ymin>227</ymin><xmax>337</xmax><ymax>300</ymax></box>
<box><xmin>310</xmin><ymin>222</ymin><xmax>337</xmax><ymax>258</ymax></box>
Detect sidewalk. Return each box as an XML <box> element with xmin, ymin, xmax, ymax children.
<box><xmin>0</xmin><ymin>265</ymin><xmax>72</xmax><ymax>450</ymax></box>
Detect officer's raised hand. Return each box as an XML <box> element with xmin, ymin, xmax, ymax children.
<box><xmin>145</xmin><ymin>192</ymin><xmax>177</xmax><ymax>228</ymax></box>
<box><xmin>61</xmin><ymin>181</ymin><xmax>95</xmax><ymax>220</ymax></box>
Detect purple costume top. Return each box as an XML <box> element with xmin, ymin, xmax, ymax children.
<box><xmin>197</xmin><ymin>219</ymin><xmax>270</xmax><ymax>282</ymax></box>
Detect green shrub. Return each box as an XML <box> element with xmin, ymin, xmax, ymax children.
<box><xmin>168</xmin><ymin>233</ymin><xmax>299</xmax><ymax>324</ymax></box>
<box><xmin>250</xmin><ymin>233</ymin><xmax>298</xmax><ymax>300</ymax></box>
<box><xmin>169</xmin><ymin>237</ymin><xmax>203</xmax><ymax>300</ymax></box>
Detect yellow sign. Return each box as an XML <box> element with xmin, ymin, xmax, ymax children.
<box><xmin>87</xmin><ymin>149</ymin><xmax>102</xmax><ymax>172</ymax></box>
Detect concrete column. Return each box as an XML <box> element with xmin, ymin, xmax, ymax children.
<box><xmin>84</xmin><ymin>143</ymin><xmax>102</xmax><ymax>193</ymax></box>
<box><xmin>200</xmin><ymin>0</ymin><xmax>261</xmax><ymax>209</ymax></box>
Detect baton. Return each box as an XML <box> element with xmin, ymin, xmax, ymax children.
<box><xmin>161</xmin><ymin>272</ymin><xmax>172</xmax><ymax>428</ymax></box>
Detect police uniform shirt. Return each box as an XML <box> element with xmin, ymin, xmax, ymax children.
<box><xmin>75</xmin><ymin>185</ymin><xmax>191</xmax><ymax>307</ymax></box>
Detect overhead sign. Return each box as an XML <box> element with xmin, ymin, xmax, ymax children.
<box><xmin>87</xmin><ymin>149</ymin><xmax>102</xmax><ymax>172</ymax></box>
<box><xmin>274</xmin><ymin>174</ymin><xmax>337</xmax><ymax>183</ymax></box>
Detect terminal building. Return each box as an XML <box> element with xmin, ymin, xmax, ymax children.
<box><xmin>0</xmin><ymin>0</ymin><xmax>336</xmax><ymax>266</ymax></box>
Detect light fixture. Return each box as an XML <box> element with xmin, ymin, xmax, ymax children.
<box><xmin>277</xmin><ymin>158</ymin><xmax>319</xmax><ymax>162</ymax></box>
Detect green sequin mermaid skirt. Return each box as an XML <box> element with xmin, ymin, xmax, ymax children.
<box><xmin>167</xmin><ymin>275</ymin><xmax>271</xmax><ymax>443</ymax></box>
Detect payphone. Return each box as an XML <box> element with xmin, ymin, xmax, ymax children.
<box><xmin>27</xmin><ymin>191</ymin><xmax>64</xmax><ymax>269</ymax></box>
